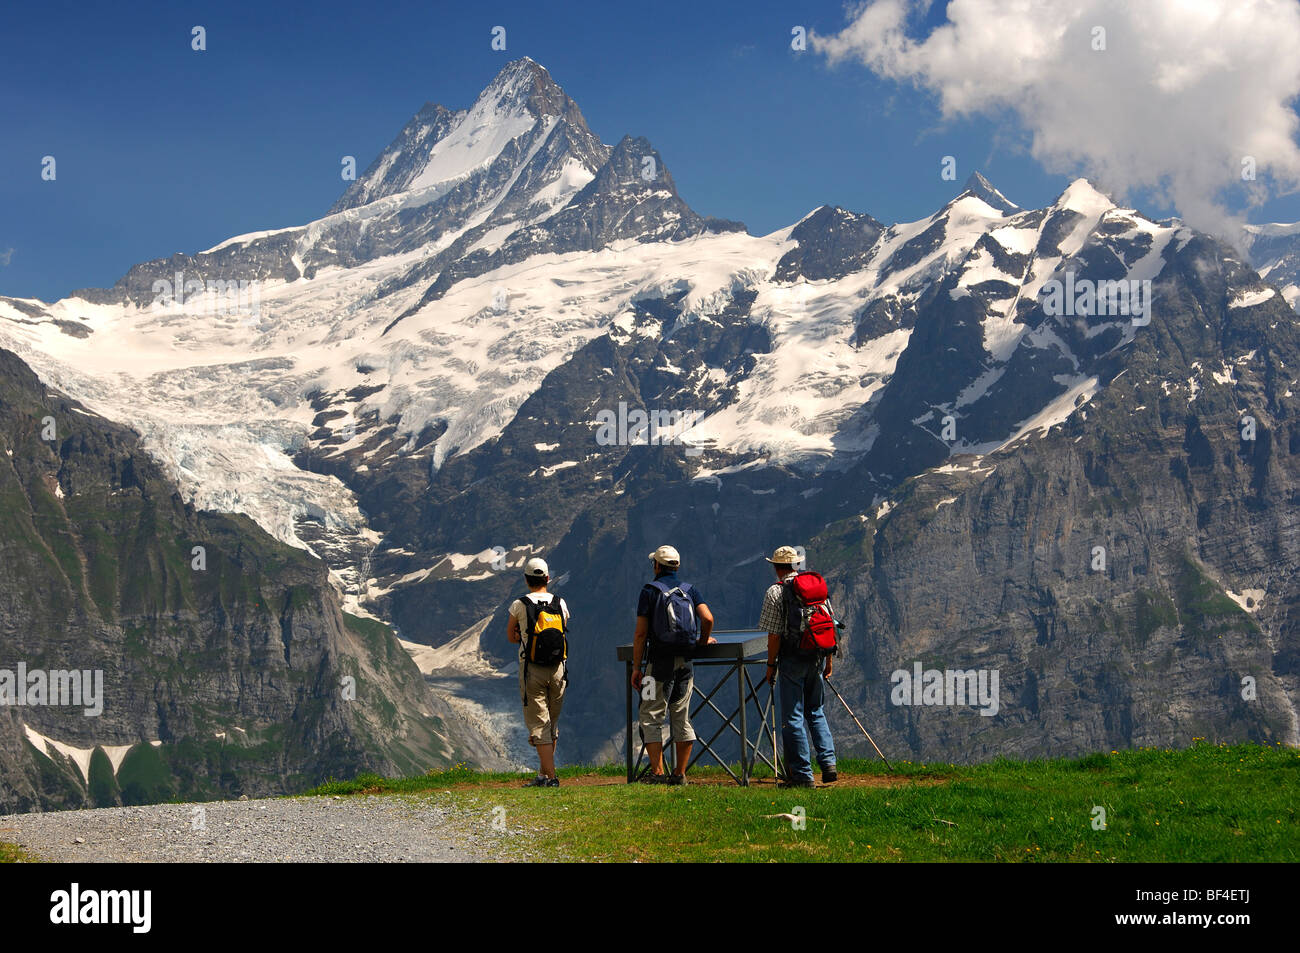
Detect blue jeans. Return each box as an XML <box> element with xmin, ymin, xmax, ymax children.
<box><xmin>778</xmin><ymin>656</ymin><xmax>836</xmax><ymax>782</ymax></box>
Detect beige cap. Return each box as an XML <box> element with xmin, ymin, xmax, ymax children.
<box><xmin>524</xmin><ymin>557</ymin><xmax>549</xmax><ymax>578</ymax></box>
<box><xmin>648</xmin><ymin>545</ymin><xmax>680</xmax><ymax>568</ymax></box>
<box><xmin>765</xmin><ymin>545</ymin><xmax>801</xmax><ymax>565</ymax></box>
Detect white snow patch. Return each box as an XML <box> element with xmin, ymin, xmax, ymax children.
<box><xmin>201</xmin><ymin>225</ymin><xmax>304</xmax><ymax>255</ymax></box>
<box><xmin>1225</xmin><ymin>589</ymin><xmax>1266</xmax><ymax>613</ymax></box>
<box><xmin>402</xmin><ymin>615</ymin><xmax>503</xmax><ymax>678</ymax></box>
<box><xmin>962</xmin><ymin>375</ymin><xmax>1099</xmax><ymax>454</ymax></box>
<box><xmin>19</xmin><ymin>724</ymin><xmax>146</xmax><ymax>780</ymax></box>
<box><xmin>531</xmin><ymin>460</ymin><xmax>577</xmax><ymax>477</ymax></box>
<box><xmin>1229</xmin><ymin>288</ymin><xmax>1277</xmax><ymax>309</ymax></box>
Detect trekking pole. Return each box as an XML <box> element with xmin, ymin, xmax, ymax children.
<box><xmin>824</xmin><ymin>677</ymin><xmax>892</xmax><ymax>772</ymax></box>
<box><xmin>768</xmin><ymin>676</ymin><xmax>782</xmax><ymax>782</ymax></box>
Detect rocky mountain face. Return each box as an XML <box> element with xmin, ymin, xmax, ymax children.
<box><xmin>2</xmin><ymin>58</ymin><xmax>1297</xmax><ymax>771</ymax></box>
<box><xmin>1241</xmin><ymin>222</ymin><xmax>1300</xmax><ymax>312</ymax></box>
<box><xmin>820</xmin><ymin>229</ymin><xmax>1300</xmax><ymax>759</ymax></box>
<box><xmin>0</xmin><ymin>348</ymin><xmax>469</xmax><ymax>813</ymax></box>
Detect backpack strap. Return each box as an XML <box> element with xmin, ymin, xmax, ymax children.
<box><xmin>558</xmin><ymin>595</ymin><xmax>570</xmax><ymax>683</ymax></box>
<box><xmin>518</xmin><ymin>594</ymin><xmax>546</xmax><ymax>681</ymax></box>
<box><xmin>779</xmin><ymin>575</ymin><xmax>802</xmax><ymax>657</ymax></box>
<box><xmin>517</xmin><ymin>594</ymin><xmax>538</xmax><ymax>635</ymax></box>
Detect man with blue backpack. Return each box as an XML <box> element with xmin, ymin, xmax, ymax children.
<box><xmin>630</xmin><ymin>545</ymin><xmax>715</xmax><ymax>785</ymax></box>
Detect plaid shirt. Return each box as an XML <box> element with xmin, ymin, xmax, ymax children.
<box><xmin>758</xmin><ymin>582</ymin><xmax>786</xmax><ymax>635</ymax></box>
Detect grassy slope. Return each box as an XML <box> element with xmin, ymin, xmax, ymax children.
<box><xmin>0</xmin><ymin>843</ymin><xmax>40</xmax><ymax>863</ymax></box>
<box><xmin>308</xmin><ymin>743</ymin><xmax>1299</xmax><ymax>862</ymax></box>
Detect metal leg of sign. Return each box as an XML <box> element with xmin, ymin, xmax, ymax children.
<box><xmin>625</xmin><ymin>660</ymin><xmax>634</xmax><ymax>783</ymax></box>
<box><xmin>739</xmin><ymin>659</ymin><xmax>749</xmax><ymax>785</ymax></box>
<box><xmin>744</xmin><ymin>665</ymin><xmax>780</xmax><ymax>777</ymax></box>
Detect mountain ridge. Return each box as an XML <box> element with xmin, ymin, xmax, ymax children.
<box><xmin>2</xmin><ymin>58</ymin><xmax>1298</xmax><ymax>772</ymax></box>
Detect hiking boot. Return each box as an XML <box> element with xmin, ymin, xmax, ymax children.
<box><xmin>638</xmin><ymin>772</ymin><xmax>670</xmax><ymax>784</ymax></box>
<box><xmin>821</xmin><ymin>768</ymin><xmax>838</xmax><ymax>784</ymax></box>
<box><xmin>667</xmin><ymin>773</ymin><xmax>687</xmax><ymax>786</ymax></box>
<box><xmin>779</xmin><ymin>777</ymin><xmax>815</xmax><ymax>789</ymax></box>
<box><xmin>544</xmin><ymin>777</ymin><xmax>561</xmax><ymax>788</ymax></box>
<box><xmin>524</xmin><ymin>776</ymin><xmax>549</xmax><ymax>787</ymax></box>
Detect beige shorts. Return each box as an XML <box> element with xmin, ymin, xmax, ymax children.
<box><xmin>638</xmin><ymin>656</ymin><xmax>696</xmax><ymax>744</ymax></box>
<box><xmin>520</xmin><ymin>660</ymin><xmax>565</xmax><ymax>747</ymax></box>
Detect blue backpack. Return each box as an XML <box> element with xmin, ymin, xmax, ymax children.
<box><xmin>646</xmin><ymin>579</ymin><xmax>700</xmax><ymax>650</ymax></box>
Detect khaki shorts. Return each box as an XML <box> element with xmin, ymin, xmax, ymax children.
<box><xmin>638</xmin><ymin>656</ymin><xmax>696</xmax><ymax>744</ymax></box>
<box><xmin>520</xmin><ymin>660</ymin><xmax>565</xmax><ymax>747</ymax></box>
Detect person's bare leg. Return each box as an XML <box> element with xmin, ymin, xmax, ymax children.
<box><xmin>537</xmin><ymin>742</ymin><xmax>556</xmax><ymax>779</ymax></box>
<box><xmin>646</xmin><ymin>740</ymin><xmax>665</xmax><ymax>774</ymax></box>
<box><xmin>675</xmin><ymin>741</ymin><xmax>692</xmax><ymax>776</ymax></box>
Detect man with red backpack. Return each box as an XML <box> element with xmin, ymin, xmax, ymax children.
<box><xmin>630</xmin><ymin>545</ymin><xmax>716</xmax><ymax>785</ymax></box>
<box><xmin>759</xmin><ymin>545</ymin><xmax>838</xmax><ymax>788</ymax></box>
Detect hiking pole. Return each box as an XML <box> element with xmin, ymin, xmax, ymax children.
<box><xmin>824</xmin><ymin>677</ymin><xmax>893</xmax><ymax>772</ymax></box>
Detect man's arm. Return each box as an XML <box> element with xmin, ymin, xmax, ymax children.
<box><xmin>697</xmin><ymin>603</ymin><xmax>715</xmax><ymax>643</ymax></box>
<box><xmin>630</xmin><ymin>616</ymin><xmax>650</xmax><ymax>689</ymax></box>
<box><xmin>764</xmin><ymin>632</ymin><xmax>780</xmax><ymax>684</ymax></box>
<box><xmin>507</xmin><ymin>611</ymin><xmax>522</xmax><ymax>644</ymax></box>
<box><xmin>758</xmin><ymin>585</ymin><xmax>784</xmax><ymax>683</ymax></box>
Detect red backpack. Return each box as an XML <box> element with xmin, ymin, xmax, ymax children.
<box><xmin>780</xmin><ymin>570</ymin><xmax>838</xmax><ymax>658</ymax></box>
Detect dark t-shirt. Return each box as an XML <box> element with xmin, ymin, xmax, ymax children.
<box><xmin>638</xmin><ymin>572</ymin><xmax>705</xmax><ymax>661</ymax></box>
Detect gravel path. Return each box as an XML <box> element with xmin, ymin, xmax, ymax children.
<box><xmin>0</xmin><ymin>793</ymin><xmax>538</xmax><ymax>863</ymax></box>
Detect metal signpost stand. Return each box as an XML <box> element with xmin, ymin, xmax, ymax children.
<box><xmin>617</xmin><ymin>630</ymin><xmax>783</xmax><ymax>785</ymax></box>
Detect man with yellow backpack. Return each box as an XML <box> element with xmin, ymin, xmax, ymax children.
<box><xmin>507</xmin><ymin>557</ymin><xmax>570</xmax><ymax>787</ymax></box>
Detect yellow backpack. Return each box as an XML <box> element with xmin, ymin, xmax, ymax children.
<box><xmin>519</xmin><ymin>595</ymin><xmax>567</xmax><ymax>668</ymax></box>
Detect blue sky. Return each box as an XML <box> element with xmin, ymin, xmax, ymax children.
<box><xmin>5</xmin><ymin>0</ymin><xmax>1300</xmax><ymax>302</ymax></box>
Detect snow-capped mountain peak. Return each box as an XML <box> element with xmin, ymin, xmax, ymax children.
<box><xmin>1053</xmin><ymin>178</ymin><xmax>1115</xmax><ymax>218</ymax></box>
<box><xmin>960</xmin><ymin>171</ymin><xmax>1020</xmax><ymax>215</ymax></box>
<box><xmin>3</xmin><ymin>61</ymin><xmax>1297</xmax><ymax>629</ymax></box>
<box><xmin>330</xmin><ymin>58</ymin><xmax>604</xmax><ymax>219</ymax></box>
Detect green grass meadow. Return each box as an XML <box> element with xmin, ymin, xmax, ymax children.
<box><xmin>308</xmin><ymin>742</ymin><xmax>1299</xmax><ymax>862</ymax></box>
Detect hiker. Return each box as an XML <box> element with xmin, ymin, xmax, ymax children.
<box><xmin>759</xmin><ymin>545</ymin><xmax>838</xmax><ymax>788</ymax></box>
<box><xmin>630</xmin><ymin>545</ymin><xmax>715</xmax><ymax>785</ymax></box>
<box><xmin>507</xmin><ymin>557</ymin><xmax>569</xmax><ymax>788</ymax></box>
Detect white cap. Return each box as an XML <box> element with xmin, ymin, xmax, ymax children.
<box><xmin>648</xmin><ymin>545</ymin><xmax>680</xmax><ymax>568</ymax></box>
<box><xmin>524</xmin><ymin>557</ymin><xmax>549</xmax><ymax>578</ymax></box>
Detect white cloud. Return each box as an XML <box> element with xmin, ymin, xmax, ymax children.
<box><xmin>813</xmin><ymin>0</ymin><xmax>1300</xmax><ymax>238</ymax></box>
<box><xmin>0</xmin><ymin>248</ymin><xmax>13</xmax><ymax>267</ymax></box>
